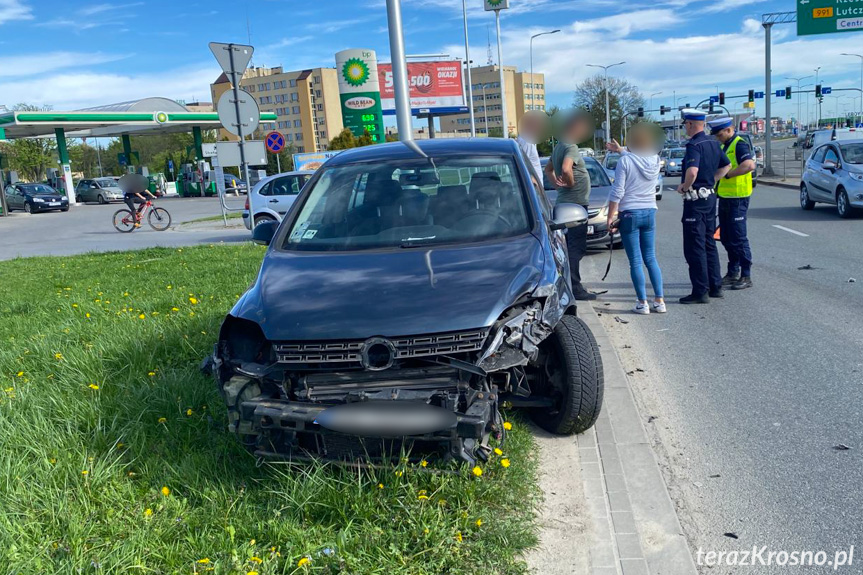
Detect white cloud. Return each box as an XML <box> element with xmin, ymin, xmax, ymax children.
<box><xmin>0</xmin><ymin>52</ymin><xmax>129</xmax><ymax>78</ymax></box>
<box><xmin>0</xmin><ymin>0</ymin><xmax>31</xmax><ymax>25</ymax></box>
<box><xmin>0</xmin><ymin>64</ymin><xmax>221</xmax><ymax>110</ymax></box>
<box><xmin>701</xmin><ymin>0</ymin><xmax>768</xmax><ymax>14</ymax></box>
<box><xmin>79</xmin><ymin>2</ymin><xmax>143</xmax><ymax>16</ymax></box>
<box><xmin>573</xmin><ymin>9</ymin><xmax>679</xmax><ymax>36</ymax></box>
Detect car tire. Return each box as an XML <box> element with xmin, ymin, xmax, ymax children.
<box><xmin>837</xmin><ymin>188</ymin><xmax>855</xmax><ymax>219</ymax></box>
<box><xmin>800</xmin><ymin>184</ymin><xmax>815</xmax><ymax>210</ymax></box>
<box><xmin>221</xmin><ymin>375</ymin><xmax>262</xmax><ymax>452</ymax></box>
<box><xmin>529</xmin><ymin>315</ymin><xmax>604</xmax><ymax>435</ymax></box>
<box><xmin>97</xmin><ymin>194</ymin><xmax>106</xmax><ymax>205</ymax></box>
<box><xmin>61</xmin><ymin>207</ymin><xmax>69</xmax><ymax>212</ymax></box>
<box><xmin>656</xmin><ymin>193</ymin><xmax>663</xmax><ymax>201</ymax></box>
<box><xmin>24</xmin><ymin>202</ymin><xmax>32</xmax><ymax>214</ymax></box>
<box><xmin>254</xmin><ymin>214</ymin><xmax>277</xmax><ymax>227</ymax></box>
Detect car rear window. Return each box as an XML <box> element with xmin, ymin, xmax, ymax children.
<box><xmin>282</xmin><ymin>156</ymin><xmax>530</xmax><ymax>252</ymax></box>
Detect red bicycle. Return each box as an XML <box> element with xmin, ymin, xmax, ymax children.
<box><xmin>113</xmin><ymin>200</ymin><xmax>172</xmax><ymax>233</ymax></box>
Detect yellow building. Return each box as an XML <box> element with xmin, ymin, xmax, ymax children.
<box><xmin>440</xmin><ymin>65</ymin><xmax>546</xmax><ymax>137</ymax></box>
<box><xmin>210</xmin><ymin>66</ymin><xmax>343</xmax><ymax>153</ymax></box>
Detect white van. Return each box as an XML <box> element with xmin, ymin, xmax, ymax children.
<box><xmin>243</xmin><ymin>170</ymin><xmax>314</xmax><ymax>230</ymax></box>
<box><xmin>810</xmin><ymin>128</ymin><xmax>861</xmax><ymax>152</ymax></box>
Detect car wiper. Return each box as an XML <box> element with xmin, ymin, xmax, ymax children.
<box><xmin>399</xmin><ymin>236</ymin><xmax>439</xmax><ymax>248</ymax></box>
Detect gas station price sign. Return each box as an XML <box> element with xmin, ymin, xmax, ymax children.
<box><xmin>336</xmin><ymin>49</ymin><xmax>385</xmax><ymax>143</ymax></box>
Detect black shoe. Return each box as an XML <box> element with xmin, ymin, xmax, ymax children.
<box><xmin>679</xmin><ymin>293</ymin><xmax>710</xmax><ymax>304</ymax></box>
<box><xmin>732</xmin><ymin>276</ymin><xmax>753</xmax><ymax>290</ymax></box>
<box><xmin>721</xmin><ymin>271</ymin><xmax>741</xmax><ymax>286</ymax></box>
<box><xmin>709</xmin><ymin>288</ymin><xmax>724</xmax><ymax>298</ymax></box>
<box><xmin>574</xmin><ymin>291</ymin><xmax>598</xmax><ymax>301</ymax></box>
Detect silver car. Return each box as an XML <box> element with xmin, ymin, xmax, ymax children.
<box><xmin>662</xmin><ymin>148</ymin><xmax>685</xmax><ymax>176</ymax></box>
<box><xmin>75</xmin><ymin>178</ymin><xmax>124</xmax><ymax>204</ymax></box>
<box><xmin>243</xmin><ymin>170</ymin><xmax>315</xmax><ymax>230</ymax></box>
<box><xmin>800</xmin><ymin>140</ymin><xmax>863</xmax><ymax>218</ymax></box>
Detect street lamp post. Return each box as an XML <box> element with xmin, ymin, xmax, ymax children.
<box><xmin>841</xmin><ymin>53</ymin><xmax>863</xmax><ymax>125</ymax></box>
<box><xmin>586</xmin><ymin>61</ymin><xmax>625</xmax><ymax>145</ymax></box>
<box><xmin>675</xmin><ymin>95</ymin><xmax>688</xmax><ymax>141</ymax></box>
<box><xmin>785</xmin><ymin>75</ymin><xmax>812</xmax><ymax>134</ymax></box>
<box><xmin>461</xmin><ymin>0</ymin><xmax>475</xmax><ymax>137</ymax></box>
<box><xmin>649</xmin><ymin>91</ymin><xmax>662</xmax><ymax>116</ymax></box>
<box><xmin>529</xmin><ymin>29</ymin><xmax>559</xmax><ymax>115</ymax></box>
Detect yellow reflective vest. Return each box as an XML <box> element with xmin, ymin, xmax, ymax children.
<box><xmin>716</xmin><ymin>136</ymin><xmax>753</xmax><ymax>198</ymax></box>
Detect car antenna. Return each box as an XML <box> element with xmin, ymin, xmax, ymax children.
<box><xmin>401</xmin><ymin>140</ymin><xmax>437</xmax><ymax>171</ymax></box>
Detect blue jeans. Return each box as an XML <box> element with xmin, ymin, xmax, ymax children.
<box><xmin>620</xmin><ymin>208</ymin><xmax>664</xmax><ymax>301</ymax></box>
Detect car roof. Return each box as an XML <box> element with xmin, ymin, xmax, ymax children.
<box><xmin>324</xmin><ymin>138</ymin><xmax>520</xmax><ymax>166</ymax></box>
<box><xmin>251</xmin><ymin>170</ymin><xmax>315</xmax><ymax>191</ymax></box>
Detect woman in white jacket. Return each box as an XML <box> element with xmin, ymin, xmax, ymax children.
<box><xmin>606</xmin><ymin>124</ymin><xmax>666</xmax><ymax>314</ymax></box>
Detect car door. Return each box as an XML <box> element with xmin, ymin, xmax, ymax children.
<box><xmin>6</xmin><ymin>185</ymin><xmax>22</xmax><ymax>209</ymax></box>
<box><xmin>80</xmin><ymin>180</ymin><xmax>94</xmax><ymax>202</ymax></box>
<box><xmin>819</xmin><ymin>146</ymin><xmax>841</xmax><ymax>202</ymax></box>
<box><xmin>806</xmin><ymin>146</ymin><xmax>830</xmax><ymax>200</ymax></box>
<box><xmin>266</xmin><ymin>175</ymin><xmax>306</xmax><ymax>215</ymax></box>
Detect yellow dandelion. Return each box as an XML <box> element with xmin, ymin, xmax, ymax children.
<box><xmin>196</xmin><ymin>558</ymin><xmax>210</xmax><ymax>564</ymax></box>
<box><xmin>189</xmin><ymin>297</ymin><xmax>198</xmax><ymax>305</ymax></box>
<box><xmin>247</xmin><ymin>572</ymin><xmax>259</xmax><ymax>575</ymax></box>
<box><xmin>148</xmin><ymin>371</ymin><xmax>156</xmax><ymax>377</ymax></box>
<box><xmin>438</xmin><ymin>499</ymin><xmax>447</xmax><ymax>506</ymax></box>
<box><xmin>49</xmin><ymin>458</ymin><xmax>56</xmax><ymax>464</ymax></box>
<box><xmin>189</xmin><ymin>311</ymin><xmax>195</xmax><ymax>317</ymax></box>
<box><xmin>54</xmin><ymin>352</ymin><xmax>63</xmax><ymax>360</ymax></box>
<box><xmin>418</xmin><ymin>494</ymin><xmax>429</xmax><ymax>501</ymax></box>
<box><xmin>472</xmin><ymin>466</ymin><xmax>483</xmax><ymax>477</ymax></box>
<box><xmin>167</xmin><ymin>285</ymin><xmax>172</xmax><ymax>290</ymax></box>
<box><xmin>249</xmin><ymin>556</ymin><xmax>262</xmax><ymax>564</ymax></box>
<box><xmin>4</xmin><ymin>387</ymin><xmax>14</xmax><ymax>393</ymax></box>
<box><xmin>377</xmin><ymin>483</ymin><xmax>384</xmax><ymax>489</ymax></box>
<box><xmin>171</xmin><ymin>307</ymin><xmax>179</xmax><ymax>312</ymax></box>
<box><xmin>455</xmin><ymin>531</ymin><xmax>463</xmax><ymax>542</ymax></box>
<box><xmin>88</xmin><ymin>384</ymin><xmax>99</xmax><ymax>390</ymax></box>
<box><xmin>116</xmin><ymin>443</ymin><xmax>124</xmax><ymax>449</ymax></box>
<box><xmin>297</xmin><ymin>557</ymin><xmax>310</xmax><ymax>567</ymax></box>
<box><xmin>501</xmin><ymin>458</ymin><xmax>511</xmax><ymax>468</ymax></box>
<box><xmin>157</xmin><ymin>417</ymin><xmax>167</xmax><ymax>423</ymax></box>
<box><xmin>186</xmin><ymin>408</ymin><xmax>193</xmax><ymax>416</ymax></box>
<box><xmin>123</xmin><ymin>292</ymin><xmax>129</xmax><ymax>297</ymax></box>
<box><xmin>81</xmin><ymin>470</ymin><xmax>89</xmax><ymax>475</ymax></box>
<box><xmin>161</xmin><ymin>486</ymin><xmax>170</xmax><ymax>496</ymax></box>
<box><xmin>420</xmin><ymin>459</ymin><xmax>428</xmax><ymax>467</ymax></box>
<box><xmin>423</xmin><ymin>527</ymin><xmax>430</xmax><ymax>535</ymax></box>
<box><xmin>138</xmin><ymin>314</ymin><xmax>146</xmax><ymax>320</ymax></box>
<box><xmin>395</xmin><ymin>470</ymin><xmax>403</xmax><ymax>477</ymax></box>
<box><xmin>16</xmin><ymin>371</ymin><xmax>23</xmax><ymax>377</ymax></box>
<box><xmin>85</xmin><ymin>313</ymin><xmax>91</xmax><ymax>318</ymax></box>
<box><xmin>494</xmin><ymin>448</ymin><xmax>503</xmax><ymax>456</ymax></box>
<box><xmin>250</xmin><ymin>539</ymin><xmax>256</xmax><ymax>545</ymax></box>
<box><xmin>143</xmin><ymin>508</ymin><xmax>152</xmax><ymax>517</ymax></box>
<box><xmin>72</xmin><ymin>303</ymin><xmax>78</xmax><ymax>308</ymax></box>
<box><xmin>475</xmin><ymin>518</ymin><xmax>483</xmax><ymax>527</ymax></box>
<box><xmin>503</xmin><ymin>421</ymin><xmax>512</xmax><ymax>430</ymax></box>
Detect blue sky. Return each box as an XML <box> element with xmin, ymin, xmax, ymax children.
<box><xmin>1</xmin><ymin>0</ymin><xmax>862</xmax><ymax>124</ymax></box>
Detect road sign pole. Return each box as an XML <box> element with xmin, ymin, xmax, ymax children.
<box><xmin>226</xmin><ymin>43</ymin><xmax>252</xmax><ymax>220</ymax></box>
<box><xmin>496</xmin><ymin>9</ymin><xmax>508</xmax><ymax>138</ymax></box>
<box><xmin>763</xmin><ymin>22</ymin><xmax>775</xmax><ymax>176</ymax></box>
<box><xmin>386</xmin><ymin>0</ymin><xmax>413</xmax><ymax>141</ymax></box>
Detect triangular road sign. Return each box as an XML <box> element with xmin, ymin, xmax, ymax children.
<box><xmin>209</xmin><ymin>42</ymin><xmax>254</xmax><ymax>76</ymax></box>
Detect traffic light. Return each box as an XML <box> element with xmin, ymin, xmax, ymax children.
<box><xmin>719</xmin><ymin>92</ymin><xmax>725</xmax><ymax>105</ymax></box>
<box><xmin>660</xmin><ymin>105</ymin><xmax>668</xmax><ymax>116</ymax></box>
<box><xmin>709</xmin><ymin>102</ymin><xmax>715</xmax><ymax>114</ymax></box>
<box><xmin>637</xmin><ymin>107</ymin><xmax>644</xmax><ymax>118</ymax></box>
<box><xmin>815</xmin><ymin>84</ymin><xmax>822</xmax><ymax>97</ymax></box>
<box><xmin>785</xmin><ymin>86</ymin><xmax>792</xmax><ymax>100</ymax></box>
<box><xmin>748</xmin><ymin>89</ymin><xmax>755</xmax><ymax>102</ymax></box>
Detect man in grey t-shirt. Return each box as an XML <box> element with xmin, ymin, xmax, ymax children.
<box><xmin>544</xmin><ymin>109</ymin><xmax>594</xmax><ymax>300</ymax></box>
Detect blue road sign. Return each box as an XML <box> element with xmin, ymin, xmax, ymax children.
<box><xmin>265</xmin><ymin>131</ymin><xmax>286</xmax><ymax>154</ymax></box>
<box><xmin>822</xmin><ymin>87</ymin><xmax>832</xmax><ymax>95</ymax></box>
<box><xmin>754</xmin><ymin>91</ymin><xmax>765</xmax><ymax>99</ymax></box>
<box><xmin>775</xmin><ymin>89</ymin><xmax>786</xmax><ymax>97</ymax></box>
<box><xmin>710</xmin><ymin>95</ymin><xmax>719</xmax><ymax>103</ymax></box>
<box><xmin>168</xmin><ymin>160</ymin><xmax>174</xmax><ymax>171</ymax></box>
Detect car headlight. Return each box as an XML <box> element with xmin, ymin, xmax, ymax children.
<box><xmin>849</xmin><ymin>172</ymin><xmax>863</xmax><ymax>182</ymax></box>
<box><xmin>32</xmin><ymin>198</ymin><xmax>44</xmax><ymax>203</ymax></box>
<box><xmin>669</xmin><ymin>162</ymin><xmax>677</xmax><ymax>167</ymax></box>
<box><xmin>61</xmin><ymin>196</ymin><xmax>67</xmax><ymax>201</ymax></box>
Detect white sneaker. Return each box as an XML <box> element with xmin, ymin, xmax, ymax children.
<box><xmin>652</xmin><ymin>301</ymin><xmax>667</xmax><ymax>313</ymax></box>
<box><xmin>633</xmin><ymin>302</ymin><xmax>650</xmax><ymax>315</ymax></box>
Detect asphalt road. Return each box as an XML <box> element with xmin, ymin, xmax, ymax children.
<box><xmin>0</xmin><ymin>196</ymin><xmax>249</xmax><ymax>260</ymax></box>
<box><xmin>582</xmin><ymin>180</ymin><xmax>863</xmax><ymax>572</ymax></box>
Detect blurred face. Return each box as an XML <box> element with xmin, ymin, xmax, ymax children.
<box><xmin>565</xmin><ymin>118</ymin><xmax>590</xmax><ymax>144</ymax></box>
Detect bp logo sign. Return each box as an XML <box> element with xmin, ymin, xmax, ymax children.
<box><xmin>342</xmin><ymin>58</ymin><xmax>370</xmax><ymax>87</ymax></box>
<box><xmin>484</xmin><ymin>0</ymin><xmax>509</xmax><ymax>9</ymax></box>
<box><xmin>154</xmin><ymin>111</ymin><xmax>168</xmax><ymax>124</ymax></box>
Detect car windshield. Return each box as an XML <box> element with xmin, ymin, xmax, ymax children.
<box><xmin>585</xmin><ymin>160</ymin><xmax>611</xmax><ymax>187</ymax></box>
<box><xmin>840</xmin><ymin>143</ymin><xmax>863</xmax><ymax>164</ymax></box>
<box><xmin>22</xmin><ymin>184</ymin><xmax>57</xmax><ymax>195</ymax></box>
<box><xmin>605</xmin><ymin>155</ymin><xmax>620</xmax><ymax>170</ymax></box>
<box><xmin>670</xmin><ymin>149</ymin><xmax>685</xmax><ymax>159</ymax></box>
<box><xmin>282</xmin><ymin>155</ymin><xmax>530</xmax><ymax>252</ymax></box>
<box><xmin>95</xmin><ymin>179</ymin><xmax>116</xmax><ymax>187</ymax></box>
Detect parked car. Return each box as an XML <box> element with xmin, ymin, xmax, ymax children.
<box><xmin>662</xmin><ymin>147</ymin><xmax>685</xmax><ymax>176</ymax></box>
<box><xmin>3</xmin><ymin>183</ymin><xmax>69</xmax><ymax>213</ymax></box>
<box><xmin>800</xmin><ymin>139</ymin><xmax>863</xmax><ymax>218</ymax></box>
<box><xmin>754</xmin><ymin>146</ymin><xmax>764</xmax><ymax>168</ymax></box>
<box><xmin>243</xmin><ymin>170</ymin><xmax>314</xmax><ymax>230</ymax></box>
<box><xmin>223</xmin><ymin>173</ymin><xmax>248</xmax><ymax>194</ymax></box>
<box><xmin>75</xmin><ymin>177</ymin><xmax>124</xmax><ymax>204</ymax></box>
<box><xmin>602</xmin><ymin>153</ymin><xmax>620</xmax><ymax>180</ymax></box>
<box><xmin>207</xmin><ymin>138</ymin><xmax>604</xmax><ymax>464</ymax></box>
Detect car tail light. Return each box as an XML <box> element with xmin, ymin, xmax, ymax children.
<box><xmin>244</xmin><ymin>197</ymin><xmax>249</xmax><ymax>210</ymax></box>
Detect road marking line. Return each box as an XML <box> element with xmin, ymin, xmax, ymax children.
<box><xmin>772</xmin><ymin>224</ymin><xmax>809</xmax><ymax>237</ymax></box>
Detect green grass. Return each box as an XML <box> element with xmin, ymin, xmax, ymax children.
<box><xmin>0</xmin><ymin>245</ymin><xmax>539</xmax><ymax>574</ymax></box>
<box><xmin>185</xmin><ymin>212</ymin><xmax>244</xmax><ymax>224</ymax></box>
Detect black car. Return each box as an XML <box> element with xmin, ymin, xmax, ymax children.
<box><xmin>207</xmin><ymin>138</ymin><xmax>604</xmax><ymax>465</ymax></box>
<box><xmin>223</xmin><ymin>173</ymin><xmax>248</xmax><ymax>194</ymax></box>
<box><xmin>3</xmin><ymin>183</ymin><xmax>69</xmax><ymax>213</ymax></box>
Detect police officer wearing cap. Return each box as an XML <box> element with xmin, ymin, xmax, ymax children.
<box><xmin>676</xmin><ymin>110</ymin><xmax>731</xmax><ymax>304</ymax></box>
<box><xmin>708</xmin><ymin>116</ymin><xmax>755</xmax><ymax>290</ymax></box>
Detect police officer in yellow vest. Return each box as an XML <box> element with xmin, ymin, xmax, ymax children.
<box><xmin>708</xmin><ymin>117</ymin><xmax>755</xmax><ymax>290</ymax></box>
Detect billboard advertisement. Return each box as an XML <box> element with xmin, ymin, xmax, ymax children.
<box><xmin>378</xmin><ymin>61</ymin><xmax>466</xmax><ymax>112</ymax></box>
<box><xmin>335</xmin><ymin>49</ymin><xmax>385</xmax><ymax>143</ymax></box>
<box><xmin>293</xmin><ymin>151</ymin><xmax>342</xmax><ymax>171</ymax></box>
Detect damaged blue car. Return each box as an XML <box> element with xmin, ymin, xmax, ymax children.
<box><xmin>208</xmin><ymin>138</ymin><xmax>604</xmax><ymax>464</ymax></box>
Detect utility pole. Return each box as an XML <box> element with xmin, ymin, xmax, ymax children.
<box><xmin>763</xmin><ymin>21</ymin><xmax>775</xmax><ymax>176</ymax></box>
<box><xmin>815</xmin><ymin>66</ymin><xmax>822</xmax><ymax>128</ymax></box>
<box><xmin>786</xmin><ymin>75</ymin><xmax>812</xmax><ymax>135</ymax></box>
<box><xmin>841</xmin><ymin>53</ymin><xmax>863</xmax><ymax>126</ymax></box>
<box><xmin>385</xmin><ymin>0</ymin><xmax>412</xmax><ymax>141</ymax></box>
<box><xmin>530</xmin><ymin>30</ymin><xmax>559</xmax><ymax>113</ymax></box>
<box><xmin>586</xmin><ymin>61</ymin><xmax>625</xmax><ymax>146</ymax></box>
<box><xmin>461</xmin><ymin>0</ymin><xmax>475</xmax><ymax>137</ymax></box>
<box><xmin>494</xmin><ymin>10</ymin><xmax>507</xmax><ymax>137</ymax></box>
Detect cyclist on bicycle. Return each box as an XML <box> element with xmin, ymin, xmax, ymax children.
<box><xmin>119</xmin><ymin>173</ymin><xmax>155</xmax><ymax>228</ymax></box>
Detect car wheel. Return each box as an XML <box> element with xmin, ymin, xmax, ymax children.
<box><xmin>24</xmin><ymin>202</ymin><xmax>32</xmax><ymax>214</ymax></box>
<box><xmin>61</xmin><ymin>207</ymin><xmax>69</xmax><ymax>212</ymax></box>
<box><xmin>656</xmin><ymin>193</ymin><xmax>663</xmax><ymax>201</ymax></box>
<box><xmin>837</xmin><ymin>188</ymin><xmax>857</xmax><ymax>219</ymax></box>
<box><xmin>221</xmin><ymin>375</ymin><xmax>263</xmax><ymax>453</ymax></box>
<box><xmin>528</xmin><ymin>315</ymin><xmax>604</xmax><ymax>435</ymax></box>
<box><xmin>97</xmin><ymin>194</ymin><xmax>106</xmax><ymax>205</ymax></box>
<box><xmin>800</xmin><ymin>184</ymin><xmax>815</xmax><ymax>210</ymax></box>
<box><xmin>254</xmin><ymin>214</ymin><xmax>277</xmax><ymax>227</ymax></box>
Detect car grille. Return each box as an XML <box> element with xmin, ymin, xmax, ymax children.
<box><xmin>588</xmin><ymin>229</ymin><xmax>610</xmax><ymax>242</ymax></box>
<box><xmin>587</xmin><ymin>208</ymin><xmax>601</xmax><ymax>218</ymax></box>
<box><xmin>273</xmin><ymin>328</ymin><xmax>489</xmax><ymax>366</ymax></box>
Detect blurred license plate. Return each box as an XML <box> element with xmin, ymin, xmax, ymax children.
<box><xmin>587</xmin><ymin>225</ymin><xmax>595</xmax><ymax>234</ymax></box>
<box><xmin>49</xmin><ymin>202</ymin><xmax>60</xmax><ymax>206</ymax></box>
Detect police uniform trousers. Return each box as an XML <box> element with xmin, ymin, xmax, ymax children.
<box><xmin>718</xmin><ymin>196</ymin><xmax>752</xmax><ymax>277</ymax></box>
<box><xmin>682</xmin><ymin>195</ymin><xmax>722</xmax><ymax>296</ymax></box>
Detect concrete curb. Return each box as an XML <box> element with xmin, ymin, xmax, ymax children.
<box><xmin>759</xmin><ymin>178</ymin><xmax>800</xmax><ymax>190</ymax></box>
<box><xmin>577</xmin><ymin>302</ymin><xmax>698</xmax><ymax>575</ymax></box>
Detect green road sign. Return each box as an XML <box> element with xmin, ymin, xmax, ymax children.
<box><xmin>798</xmin><ymin>0</ymin><xmax>863</xmax><ymax>36</ymax></box>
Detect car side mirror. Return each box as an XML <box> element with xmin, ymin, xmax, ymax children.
<box><xmin>252</xmin><ymin>220</ymin><xmax>278</xmax><ymax>245</ymax></box>
<box><xmin>823</xmin><ymin>160</ymin><xmax>837</xmax><ymax>171</ymax></box>
<box><xmin>550</xmin><ymin>203</ymin><xmax>589</xmax><ymax>231</ymax></box>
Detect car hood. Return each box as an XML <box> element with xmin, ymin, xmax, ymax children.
<box><xmin>29</xmin><ymin>193</ymin><xmax>64</xmax><ymax>200</ymax></box>
<box><xmin>102</xmin><ymin>186</ymin><xmax>123</xmax><ymax>194</ymax></box>
<box><xmin>232</xmin><ymin>235</ymin><xmax>545</xmax><ymax>341</ymax></box>
<box><xmin>588</xmin><ymin>185</ymin><xmax>612</xmax><ymax>210</ymax></box>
